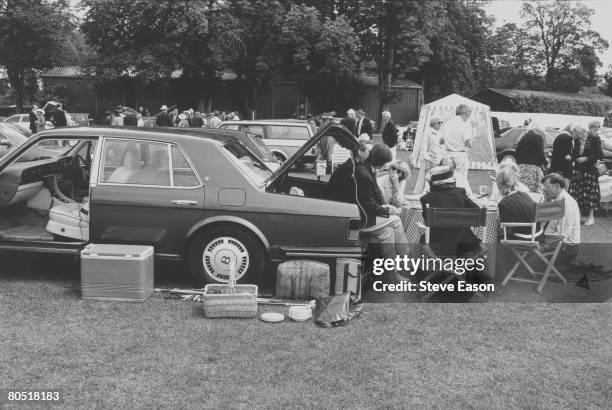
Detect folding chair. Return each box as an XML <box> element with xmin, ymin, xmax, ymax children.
<box><xmin>500</xmin><ymin>199</ymin><xmax>566</xmax><ymax>292</ymax></box>
<box><xmin>417</xmin><ymin>206</ymin><xmax>488</xmax><ymax>300</ymax></box>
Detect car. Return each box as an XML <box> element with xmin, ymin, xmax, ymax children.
<box><xmin>218</xmin><ymin>119</ymin><xmax>317</xmax><ymax>165</ymax></box>
<box><xmin>0</xmin><ymin>123</ymin><xmax>63</xmax><ymax>160</ymax></box>
<box><xmin>494</xmin><ymin>126</ymin><xmax>555</xmax><ymax>163</ymax></box>
<box><xmin>4</xmin><ymin>113</ymin><xmax>30</xmax><ymax>129</ymax></box>
<box><xmin>0</xmin><ymin>124</ymin><xmax>362</xmax><ymax>286</ymax></box>
<box><xmin>4</xmin><ymin>122</ymin><xmax>32</xmax><ymax>137</ymax></box>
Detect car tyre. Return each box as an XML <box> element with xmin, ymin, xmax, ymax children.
<box><xmin>188</xmin><ymin>226</ymin><xmax>265</xmax><ymax>286</ymax></box>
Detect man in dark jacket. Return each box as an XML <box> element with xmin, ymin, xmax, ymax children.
<box><xmin>156</xmin><ymin>105</ymin><xmax>173</xmax><ymax>127</ymax></box>
<box><xmin>356</xmin><ymin>109</ymin><xmax>373</xmax><ymax>139</ymax></box>
<box><xmin>340</xmin><ymin>108</ymin><xmax>357</xmax><ymax>136</ymax></box>
<box><xmin>379</xmin><ymin>111</ymin><xmax>398</xmax><ymax>161</ymax></box>
<box><xmin>53</xmin><ymin>104</ymin><xmax>67</xmax><ymax>127</ymax></box>
<box><xmin>29</xmin><ymin>105</ymin><xmax>39</xmax><ymax>134</ymax></box>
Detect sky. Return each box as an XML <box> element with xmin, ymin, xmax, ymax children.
<box><xmin>484</xmin><ymin>0</ymin><xmax>612</xmax><ymax>74</ymax></box>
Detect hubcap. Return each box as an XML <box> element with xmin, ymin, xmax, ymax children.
<box><xmin>202</xmin><ymin>236</ymin><xmax>250</xmax><ymax>282</ymax></box>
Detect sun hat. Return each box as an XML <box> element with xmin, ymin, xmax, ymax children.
<box><xmin>178</xmin><ymin>113</ymin><xmax>186</xmax><ymax>120</ymax></box>
<box><xmin>429</xmin><ymin>165</ymin><xmax>455</xmax><ymax>185</ymax></box>
<box><xmin>160</xmin><ymin>104</ymin><xmax>168</xmax><ymax>110</ymax></box>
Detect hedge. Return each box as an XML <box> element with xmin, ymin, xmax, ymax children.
<box><xmin>509</xmin><ymin>95</ymin><xmax>612</xmax><ymax>117</ymax></box>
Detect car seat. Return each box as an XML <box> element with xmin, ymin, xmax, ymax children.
<box><xmin>107</xmin><ymin>149</ymin><xmax>140</xmax><ymax>183</ymax></box>
<box><xmin>134</xmin><ymin>149</ymin><xmax>170</xmax><ymax>185</ymax></box>
<box><xmin>46</xmin><ymin>199</ymin><xmax>90</xmax><ymax>241</ymax></box>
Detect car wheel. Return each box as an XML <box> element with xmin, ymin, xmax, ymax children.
<box><xmin>188</xmin><ymin>226</ymin><xmax>265</xmax><ymax>286</ymax></box>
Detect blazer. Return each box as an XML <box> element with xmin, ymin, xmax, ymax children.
<box><xmin>29</xmin><ymin>111</ymin><xmax>38</xmax><ymax>133</ymax></box>
<box><xmin>355</xmin><ymin>162</ymin><xmax>389</xmax><ymax>227</ymax></box>
<box><xmin>381</xmin><ymin>119</ymin><xmax>398</xmax><ymax>148</ymax></box>
<box><xmin>156</xmin><ymin>112</ymin><xmax>173</xmax><ymax>127</ymax></box>
<box><xmin>356</xmin><ymin>117</ymin><xmax>373</xmax><ymax>138</ymax></box>
<box><xmin>327</xmin><ymin>158</ymin><xmax>357</xmax><ymax>203</ymax></box>
<box><xmin>420</xmin><ymin>186</ymin><xmax>480</xmax><ymax>256</ymax></box>
<box><xmin>340</xmin><ymin>117</ymin><xmax>357</xmax><ymax>136</ymax></box>
<box><xmin>53</xmin><ymin>109</ymin><xmax>67</xmax><ymax>127</ymax></box>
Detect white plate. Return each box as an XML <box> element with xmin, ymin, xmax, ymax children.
<box><xmin>260</xmin><ymin>312</ymin><xmax>285</xmax><ymax>323</ymax></box>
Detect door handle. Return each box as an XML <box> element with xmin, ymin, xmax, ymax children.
<box><xmin>171</xmin><ymin>200</ymin><xmax>198</xmax><ymax>206</ymax></box>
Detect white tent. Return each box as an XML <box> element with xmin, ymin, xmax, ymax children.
<box><xmin>411</xmin><ymin>94</ymin><xmax>497</xmax><ymax>170</ymax></box>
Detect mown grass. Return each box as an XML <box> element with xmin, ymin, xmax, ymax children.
<box><xmin>1</xmin><ymin>254</ymin><xmax>610</xmax><ymax>409</ymax></box>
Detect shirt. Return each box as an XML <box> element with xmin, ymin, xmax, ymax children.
<box><xmin>376</xmin><ymin>173</ymin><xmax>407</xmax><ymax>207</ymax></box>
<box><xmin>545</xmin><ymin>189</ymin><xmax>580</xmax><ymax>244</ymax></box>
<box><xmin>422</xmin><ymin>128</ymin><xmax>445</xmax><ymax>164</ymax></box>
<box><xmin>442</xmin><ymin>116</ymin><xmax>471</xmax><ymax>152</ymax></box>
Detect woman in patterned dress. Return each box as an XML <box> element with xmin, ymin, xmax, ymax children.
<box><xmin>516</xmin><ymin>130</ymin><xmax>548</xmax><ymax>193</ymax></box>
<box><xmin>568</xmin><ymin>122</ymin><xmax>603</xmax><ymax>226</ymax></box>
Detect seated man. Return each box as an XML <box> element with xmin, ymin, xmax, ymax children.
<box><xmin>541</xmin><ymin>173</ymin><xmax>580</xmax><ymax>264</ymax></box>
<box><xmin>496</xmin><ymin>167</ymin><xmax>542</xmax><ymax>241</ymax></box>
<box><xmin>327</xmin><ymin>139</ymin><xmax>372</xmax><ymax>202</ymax></box>
<box><xmin>377</xmin><ymin>160</ymin><xmax>409</xmax><ymax>207</ymax></box>
<box><xmin>420</xmin><ymin>166</ymin><xmax>481</xmax><ymax>257</ymax></box>
<box><xmin>355</xmin><ymin>144</ymin><xmax>410</xmax><ymax>282</ymax></box>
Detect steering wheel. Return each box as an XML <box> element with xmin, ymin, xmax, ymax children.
<box><xmin>71</xmin><ymin>154</ymin><xmax>90</xmax><ymax>188</ymax></box>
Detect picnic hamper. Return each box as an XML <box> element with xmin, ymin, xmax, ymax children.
<box><xmin>201</xmin><ymin>264</ymin><xmax>258</xmax><ymax>318</ymax></box>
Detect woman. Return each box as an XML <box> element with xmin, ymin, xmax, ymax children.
<box><xmin>515</xmin><ymin>129</ymin><xmax>547</xmax><ymax>193</ymax></box>
<box><xmin>550</xmin><ymin>125</ymin><xmax>576</xmax><ymax>180</ymax></box>
<box><xmin>497</xmin><ymin>167</ymin><xmax>542</xmax><ymax>241</ymax></box>
<box><xmin>489</xmin><ymin>156</ymin><xmax>530</xmax><ymax>203</ymax></box>
<box><xmin>568</xmin><ymin>122</ymin><xmax>603</xmax><ymax>226</ymax></box>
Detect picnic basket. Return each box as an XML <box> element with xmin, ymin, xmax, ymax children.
<box><xmin>201</xmin><ymin>264</ymin><xmax>258</xmax><ymax>318</ymax></box>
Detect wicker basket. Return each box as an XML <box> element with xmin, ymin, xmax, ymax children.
<box><xmin>201</xmin><ymin>264</ymin><xmax>258</xmax><ymax>318</ymax></box>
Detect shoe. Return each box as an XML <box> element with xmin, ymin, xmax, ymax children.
<box><xmin>584</xmin><ymin>218</ymin><xmax>595</xmax><ymax>226</ymax></box>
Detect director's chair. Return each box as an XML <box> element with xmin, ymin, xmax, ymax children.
<box><xmin>417</xmin><ymin>206</ymin><xmax>488</xmax><ymax>300</ymax></box>
<box><xmin>500</xmin><ymin>199</ymin><xmax>566</xmax><ymax>292</ymax></box>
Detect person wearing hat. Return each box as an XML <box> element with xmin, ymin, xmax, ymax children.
<box><xmin>419</xmin><ymin>165</ymin><xmax>481</xmax><ymax>257</ymax></box>
<box><xmin>177</xmin><ymin>113</ymin><xmax>189</xmax><ymax>127</ymax></box>
<box><xmin>377</xmin><ymin>160</ymin><xmax>410</xmax><ymax>207</ymax></box>
<box><xmin>156</xmin><ymin>104</ymin><xmax>173</xmax><ymax>127</ymax></box>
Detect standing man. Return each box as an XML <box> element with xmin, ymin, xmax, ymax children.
<box><xmin>208</xmin><ymin>111</ymin><xmax>222</xmax><ymax>128</ymax></box>
<box><xmin>356</xmin><ymin>109</ymin><xmax>373</xmax><ymax>139</ymax></box>
<box><xmin>29</xmin><ymin>104</ymin><xmax>39</xmax><ymax>134</ymax></box>
<box><xmin>379</xmin><ymin>111</ymin><xmax>399</xmax><ymax>161</ymax></box>
<box><xmin>156</xmin><ymin>105</ymin><xmax>173</xmax><ymax>127</ymax></box>
<box><xmin>442</xmin><ymin>104</ymin><xmax>473</xmax><ymax>195</ymax></box>
<box><xmin>53</xmin><ymin>104</ymin><xmax>67</xmax><ymax>127</ymax></box>
<box><xmin>414</xmin><ymin>116</ymin><xmax>452</xmax><ymax>194</ymax></box>
<box><xmin>340</xmin><ymin>108</ymin><xmax>357</xmax><ymax>136</ymax></box>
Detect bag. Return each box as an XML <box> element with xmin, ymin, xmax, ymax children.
<box><xmin>275</xmin><ymin>260</ymin><xmax>330</xmax><ymax>300</ymax></box>
<box><xmin>334</xmin><ymin>258</ymin><xmax>362</xmax><ymax>302</ymax></box>
<box><xmin>313</xmin><ymin>292</ymin><xmax>363</xmax><ymax>328</ymax></box>
<box><xmin>596</xmin><ymin>161</ymin><xmax>608</xmax><ymax>177</ymax></box>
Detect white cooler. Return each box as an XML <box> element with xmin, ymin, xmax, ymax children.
<box><xmin>81</xmin><ymin>244</ymin><xmax>154</xmax><ymax>302</ymax></box>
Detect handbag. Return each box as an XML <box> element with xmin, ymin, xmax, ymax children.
<box><xmin>596</xmin><ymin>161</ymin><xmax>608</xmax><ymax>177</ymax></box>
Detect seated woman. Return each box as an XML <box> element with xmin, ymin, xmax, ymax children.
<box><xmin>496</xmin><ymin>167</ymin><xmax>542</xmax><ymax>241</ymax></box>
<box><xmin>490</xmin><ymin>156</ymin><xmax>530</xmax><ymax>203</ymax></box>
<box><xmin>419</xmin><ymin>166</ymin><xmax>481</xmax><ymax>257</ymax></box>
<box><xmin>377</xmin><ymin>160</ymin><xmax>410</xmax><ymax>207</ymax></box>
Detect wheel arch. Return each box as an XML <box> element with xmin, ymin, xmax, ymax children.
<box><xmin>182</xmin><ymin>216</ymin><xmax>271</xmax><ymax>259</ymax></box>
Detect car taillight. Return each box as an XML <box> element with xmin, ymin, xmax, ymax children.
<box><xmin>347</xmin><ymin>218</ymin><xmax>361</xmax><ymax>241</ymax></box>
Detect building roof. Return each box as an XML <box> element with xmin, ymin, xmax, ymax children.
<box><xmin>483</xmin><ymin>88</ymin><xmax>612</xmax><ymax>102</ymax></box>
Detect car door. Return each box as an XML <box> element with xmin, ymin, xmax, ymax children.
<box><xmin>89</xmin><ymin>136</ymin><xmax>205</xmax><ymax>258</ymax></box>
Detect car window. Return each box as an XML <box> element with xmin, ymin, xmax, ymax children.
<box><xmin>6</xmin><ymin>115</ymin><xmax>20</xmax><ymax>123</ymax></box>
<box><xmin>223</xmin><ymin>140</ymin><xmax>272</xmax><ymax>185</ymax></box>
<box><xmin>242</xmin><ymin>125</ymin><xmax>265</xmax><ymax>137</ymax></box>
<box><xmin>171</xmin><ymin>146</ymin><xmax>199</xmax><ymax>187</ymax></box>
<box><xmin>267</xmin><ymin>125</ymin><xmax>309</xmax><ymax>140</ymax></box>
<box><xmin>10</xmin><ymin>138</ymin><xmax>72</xmax><ymax>163</ymax></box>
<box><xmin>219</xmin><ymin>124</ymin><xmax>240</xmax><ymax>131</ymax></box>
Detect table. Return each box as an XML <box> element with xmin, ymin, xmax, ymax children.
<box><xmin>399</xmin><ymin>196</ymin><xmax>499</xmax><ymax>278</ymax></box>
<box><xmin>599</xmin><ymin>175</ymin><xmax>612</xmax><ymax>212</ymax></box>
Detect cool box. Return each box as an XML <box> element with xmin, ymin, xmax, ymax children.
<box><xmin>80</xmin><ymin>244</ymin><xmax>154</xmax><ymax>302</ymax></box>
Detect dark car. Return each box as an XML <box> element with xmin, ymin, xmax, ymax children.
<box><xmin>494</xmin><ymin>126</ymin><xmax>554</xmax><ymax>163</ymax></box>
<box><xmin>0</xmin><ymin>125</ymin><xmax>362</xmax><ymax>286</ymax></box>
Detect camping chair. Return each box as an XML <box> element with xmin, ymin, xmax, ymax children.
<box><xmin>417</xmin><ymin>206</ymin><xmax>488</xmax><ymax>300</ymax></box>
<box><xmin>500</xmin><ymin>199</ymin><xmax>566</xmax><ymax>292</ymax></box>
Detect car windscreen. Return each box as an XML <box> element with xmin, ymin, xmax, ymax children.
<box><xmin>223</xmin><ymin>140</ymin><xmax>273</xmax><ymax>185</ymax></box>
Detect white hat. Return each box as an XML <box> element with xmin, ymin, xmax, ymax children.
<box><xmin>429</xmin><ymin>165</ymin><xmax>455</xmax><ymax>185</ymax></box>
<box><xmin>161</xmin><ymin>105</ymin><xmax>168</xmax><ymax>110</ymax></box>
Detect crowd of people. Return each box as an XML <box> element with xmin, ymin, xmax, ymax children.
<box><xmin>101</xmin><ymin>104</ymin><xmax>242</xmax><ymax>128</ymax></box>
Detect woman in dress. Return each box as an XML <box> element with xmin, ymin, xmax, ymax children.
<box><xmin>515</xmin><ymin>129</ymin><xmax>548</xmax><ymax>193</ymax></box>
<box><xmin>550</xmin><ymin>125</ymin><xmax>577</xmax><ymax>181</ymax></box>
<box><xmin>568</xmin><ymin>122</ymin><xmax>603</xmax><ymax>226</ymax></box>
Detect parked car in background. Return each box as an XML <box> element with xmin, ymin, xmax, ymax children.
<box><xmin>218</xmin><ymin>119</ymin><xmax>317</xmax><ymax>165</ymax></box>
<box><xmin>4</xmin><ymin>123</ymin><xmax>32</xmax><ymax>137</ymax></box>
<box><xmin>4</xmin><ymin>113</ymin><xmax>30</xmax><ymax>130</ymax></box>
<box><xmin>494</xmin><ymin>126</ymin><xmax>554</xmax><ymax>163</ymax></box>
<box><xmin>0</xmin><ymin>123</ymin><xmax>62</xmax><ymax>160</ymax></box>
<box><xmin>0</xmin><ymin>124</ymin><xmax>361</xmax><ymax>286</ymax></box>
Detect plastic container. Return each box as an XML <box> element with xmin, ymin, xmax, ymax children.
<box><xmin>80</xmin><ymin>244</ymin><xmax>154</xmax><ymax>302</ymax></box>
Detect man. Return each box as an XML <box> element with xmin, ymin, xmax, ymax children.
<box><xmin>377</xmin><ymin>160</ymin><xmax>409</xmax><ymax>207</ymax></box>
<box><xmin>414</xmin><ymin>116</ymin><xmax>451</xmax><ymax>194</ymax></box>
<box><xmin>541</xmin><ymin>173</ymin><xmax>580</xmax><ymax>264</ymax></box>
<box><xmin>327</xmin><ymin>138</ymin><xmax>373</xmax><ymax>203</ymax></box>
<box><xmin>355</xmin><ymin>144</ymin><xmax>410</xmax><ymax>282</ymax></box>
<box><xmin>442</xmin><ymin>104</ymin><xmax>472</xmax><ymax>195</ymax></box>
<box><xmin>29</xmin><ymin>104</ymin><xmax>39</xmax><ymax>134</ymax></box>
<box><xmin>208</xmin><ymin>111</ymin><xmax>222</xmax><ymax>128</ymax></box>
<box><xmin>156</xmin><ymin>105</ymin><xmax>173</xmax><ymax>127</ymax></box>
<box><xmin>356</xmin><ymin>109</ymin><xmax>373</xmax><ymax>139</ymax></box>
<box><xmin>379</xmin><ymin>111</ymin><xmax>399</xmax><ymax>161</ymax></box>
<box><xmin>53</xmin><ymin>104</ymin><xmax>67</xmax><ymax>127</ymax></box>
<box><xmin>191</xmin><ymin>111</ymin><xmax>205</xmax><ymax>127</ymax></box>
<box><xmin>340</xmin><ymin>108</ymin><xmax>357</xmax><ymax>136</ymax></box>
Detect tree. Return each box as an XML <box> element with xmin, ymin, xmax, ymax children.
<box><xmin>520</xmin><ymin>0</ymin><xmax>608</xmax><ymax>90</ymax></box>
<box><xmin>0</xmin><ymin>0</ymin><xmax>74</xmax><ymax>111</ymax></box>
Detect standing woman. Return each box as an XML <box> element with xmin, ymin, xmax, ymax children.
<box><xmin>550</xmin><ymin>125</ymin><xmax>576</xmax><ymax>181</ymax></box>
<box><xmin>569</xmin><ymin>122</ymin><xmax>603</xmax><ymax>226</ymax></box>
<box><xmin>515</xmin><ymin>129</ymin><xmax>548</xmax><ymax>193</ymax></box>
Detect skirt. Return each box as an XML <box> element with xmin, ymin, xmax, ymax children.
<box><xmin>518</xmin><ymin>164</ymin><xmax>543</xmax><ymax>193</ymax></box>
<box><xmin>569</xmin><ymin>168</ymin><xmax>600</xmax><ymax>209</ymax></box>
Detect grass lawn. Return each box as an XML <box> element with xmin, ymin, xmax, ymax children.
<box><xmin>1</xmin><ymin>255</ymin><xmax>611</xmax><ymax>409</ymax></box>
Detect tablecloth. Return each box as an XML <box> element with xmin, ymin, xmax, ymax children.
<box><xmin>399</xmin><ymin>198</ymin><xmax>499</xmax><ymax>278</ymax></box>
